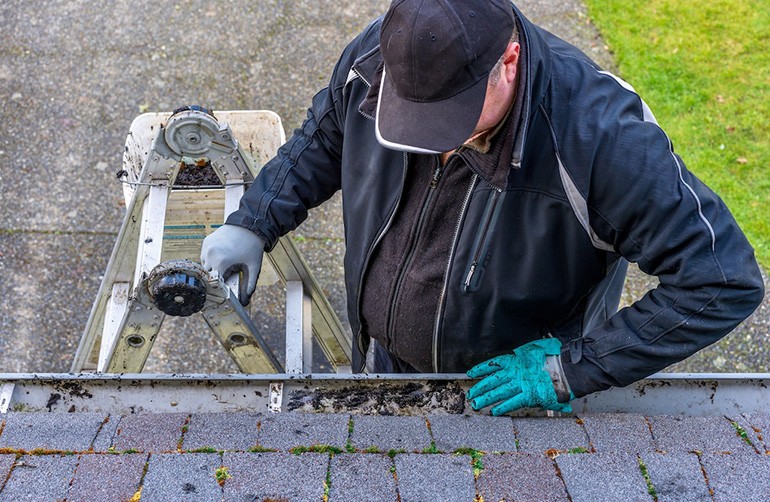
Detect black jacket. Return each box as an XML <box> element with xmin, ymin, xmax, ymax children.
<box><xmin>227</xmin><ymin>7</ymin><xmax>764</xmax><ymax>397</ymax></box>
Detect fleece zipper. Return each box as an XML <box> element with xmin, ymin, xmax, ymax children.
<box><xmin>385</xmin><ymin>156</ymin><xmax>445</xmax><ymax>349</ymax></box>
<box><xmin>432</xmin><ymin>174</ymin><xmax>478</xmax><ymax>371</ymax></box>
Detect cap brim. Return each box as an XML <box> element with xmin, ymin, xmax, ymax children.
<box><xmin>375</xmin><ymin>67</ymin><xmax>488</xmax><ymax>154</ymax></box>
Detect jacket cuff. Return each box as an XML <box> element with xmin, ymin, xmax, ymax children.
<box><xmin>546</xmin><ymin>355</ymin><xmax>573</xmax><ymax>403</ymax></box>
<box><xmin>560</xmin><ymin>348</ymin><xmax>619</xmax><ymax>398</ymax></box>
<box><xmin>224</xmin><ymin>213</ymin><xmax>275</xmax><ymax>252</ymax></box>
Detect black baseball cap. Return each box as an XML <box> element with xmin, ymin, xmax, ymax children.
<box><xmin>376</xmin><ymin>0</ymin><xmax>516</xmax><ymax>154</ymax></box>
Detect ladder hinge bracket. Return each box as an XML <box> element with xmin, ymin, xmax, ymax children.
<box><xmin>269</xmin><ymin>382</ymin><xmax>283</xmax><ymax>413</ymax></box>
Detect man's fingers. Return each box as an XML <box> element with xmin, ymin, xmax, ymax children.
<box><xmin>490</xmin><ymin>392</ymin><xmax>530</xmax><ymax>416</ymax></box>
<box><xmin>467</xmin><ymin>354</ymin><xmax>513</xmax><ymax>379</ymax></box>
<box><xmin>467</xmin><ymin>374</ymin><xmax>506</xmax><ymax>401</ymax></box>
<box><xmin>469</xmin><ymin>381</ymin><xmax>522</xmax><ymax>410</ymax></box>
<box><xmin>239</xmin><ymin>265</ymin><xmax>260</xmax><ymax>306</ymax></box>
<box><xmin>491</xmin><ymin>394</ymin><xmax>572</xmax><ymax>415</ymax></box>
<box><xmin>467</xmin><ymin>371</ymin><xmax>507</xmax><ymax>401</ymax></box>
<box><xmin>548</xmin><ymin>401</ymin><xmax>573</xmax><ymax>414</ymax></box>
<box><xmin>237</xmin><ymin>270</ymin><xmax>251</xmax><ymax>306</ymax></box>
<box><xmin>220</xmin><ymin>265</ymin><xmax>252</xmax><ymax>306</ymax></box>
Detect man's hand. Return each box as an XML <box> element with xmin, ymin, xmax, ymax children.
<box><xmin>200</xmin><ymin>224</ymin><xmax>265</xmax><ymax>306</ymax></box>
<box><xmin>466</xmin><ymin>338</ymin><xmax>573</xmax><ymax>415</ymax></box>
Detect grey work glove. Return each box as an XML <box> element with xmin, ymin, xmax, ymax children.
<box><xmin>200</xmin><ymin>224</ymin><xmax>265</xmax><ymax>306</ymax></box>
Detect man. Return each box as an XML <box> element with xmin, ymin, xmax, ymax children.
<box><xmin>201</xmin><ymin>0</ymin><xmax>764</xmax><ymax>414</ymax></box>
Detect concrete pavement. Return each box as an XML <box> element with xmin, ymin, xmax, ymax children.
<box><xmin>0</xmin><ymin>0</ymin><xmax>767</xmax><ymax>375</ymax></box>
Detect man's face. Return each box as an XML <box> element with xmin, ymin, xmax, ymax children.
<box><xmin>467</xmin><ymin>42</ymin><xmax>520</xmax><ymax>142</ymax></box>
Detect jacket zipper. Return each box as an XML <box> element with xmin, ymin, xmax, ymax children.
<box><xmin>347</xmin><ymin>68</ymin><xmax>405</xmax><ymax>362</ymax></box>
<box><xmin>432</xmin><ymin>174</ymin><xmax>478</xmax><ymax>371</ymax></box>
<box><xmin>463</xmin><ymin>188</ymin><xmax>504</xmax><ymax>292</ymax></box>
<box><xmin>386</xmin><ymin>156</ymin><xmax>444</xmax><ymax>348</ymax></box>
<box><xmin>353</xmin><ymin>152</ymin><xmax>409</xmax><ymax>359</ymax></box>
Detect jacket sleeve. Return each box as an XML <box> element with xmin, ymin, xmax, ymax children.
<box><xmin>558</xmin><ymin>71</ymin><xmax>765</xmax><ymax>398</ymax></box>
<box><xmin>225</xmin><ymin>23</ymin><xmax>378</xmax><ymax>249</ymax></box>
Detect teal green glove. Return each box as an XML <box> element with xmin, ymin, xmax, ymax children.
<box><xmin>467</xmin><ymin>338</ymin><xmax>573</xmax><ymax>415</ymax></box>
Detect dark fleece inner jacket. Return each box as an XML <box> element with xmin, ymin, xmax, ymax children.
<box><xmin>226</xmin><ymin>5</ymin><xmax>764</xmax><ymax>397</ymax></box>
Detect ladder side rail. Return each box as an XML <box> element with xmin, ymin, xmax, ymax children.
<box><xmin>97</xmin><ymin>282</ymin><xmax>131</xmax><ymax>371</ymax></box>
<box><xmin>201</xmin><ymin>285</ymin><xmax>283</xmax><ymax>373</ymax></box>
<box><xmin>71</xmin><ymin>159</ymin><xmax>162</xmax><ymax>371</ymax></box>
<box><xmin>267</xmin><ymin>238</ymin><xmax>352</xmax><ymax>370</ymax></box>
<box><xmin>104</xmin><ymin>285</ymin><xmax>166</xmax><ymax>373</ymax></box>
<box><xmin>103</xmin><ymin>152</ymin><xmax>178</xmax><ymax>372</ymax></box>
<box><xmin>285</xmin><ymin>281</ymin><xmax>313</xmax><ymax>373</ymax></box>
<box><xmin>134</xmin><ymin>183</ymin><xmax>173</xmax><ymax>283</ymax></box>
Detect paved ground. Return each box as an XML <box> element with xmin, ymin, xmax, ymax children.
<box><xmin>0</xmin><ymin>409</ymin><xmax>769</xmax><ymax>501</ymax></box>
<box><xmin>0</xmin><ymin>0</ymin><xmax>767</xmax><ymax>375</ymax></box>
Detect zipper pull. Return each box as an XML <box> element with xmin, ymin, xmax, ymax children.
<box><xmin>464</xmin><ymin>262</ymin><xmax>478</xmax><ymax>290</ymax></box>
<box><xmin>430</xmin><ymin>158</ymin><xmax>444</xmax><ymax>188</ymax></box>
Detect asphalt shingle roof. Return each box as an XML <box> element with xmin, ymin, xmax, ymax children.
<box><xmin>1</xmin><ymin>410</ymin><xmax>769</xmax><ymax>500</ymax></box>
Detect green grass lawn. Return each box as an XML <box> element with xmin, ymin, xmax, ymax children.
<box><xmin>585</xmin><ymin>0</ymin><xmax>770</xmax><ymax>268</ymax></box>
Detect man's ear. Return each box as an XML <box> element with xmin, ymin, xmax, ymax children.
<box><xmin>502</xmin><ymin>42</ymin><xmax>520</xmax><ymax>83</ymax></box>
